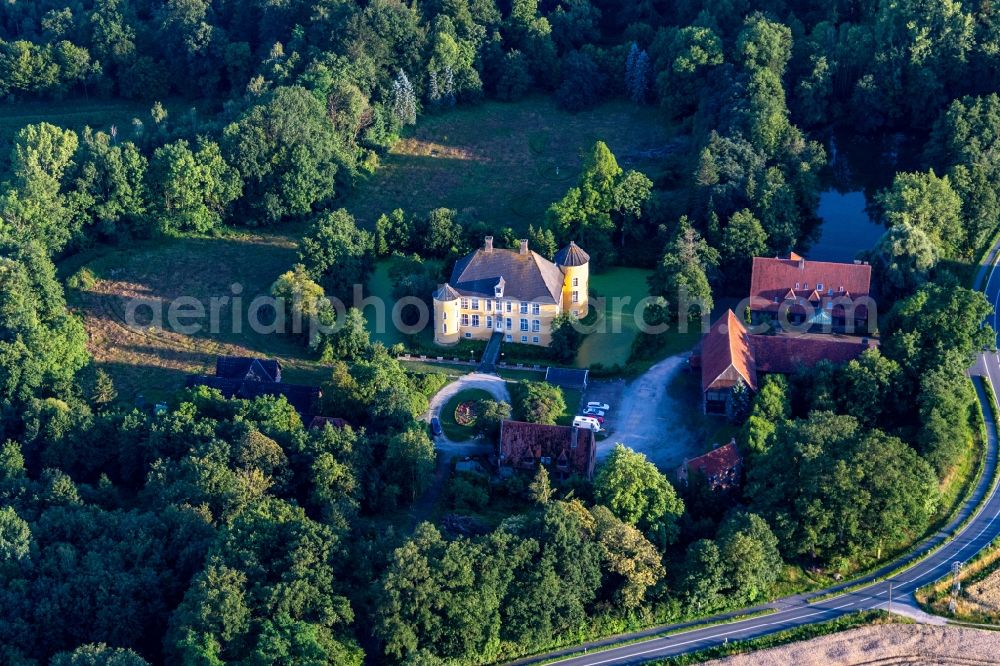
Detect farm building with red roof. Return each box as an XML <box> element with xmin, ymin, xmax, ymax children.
<box><xmin>695</xmin><ymin>311</ymin><xmax>876</xmax><ymax>416</ymax></box>
<box><xmin>749</xmin><ymin>253</ymin><xmax>873</xmax><ymax>333</ymax></box>
<box><xmin>677</xmin><ymin>440</ymin><xmax>743</xmax><ymax>490</ymax></box>
<box><xmin>498</xmin><ymin>419</ymin><xmax>597</xmax><ymax>480</ymax></box>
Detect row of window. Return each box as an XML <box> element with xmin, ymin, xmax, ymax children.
<box><xmin>457</xmin><ymin>314</ymin><xmax>542</xmax><ymax>331</ymax></box>
<box><xmin>461</xmin><ymin>292</ymin><xmax>548</xmax><ymax>316</ymax></box>
<box><xmin>793</xmin><ymin>282</ymin><xmax>845</xmax><ymax>294</ymax></box>
<box><xmin>459</xmin><ymin>298</ymin><xmax>546</xmax><ymax>315</ymax></box>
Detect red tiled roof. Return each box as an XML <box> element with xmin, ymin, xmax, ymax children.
<box><xmin>700</xmin><ymin>311</ymin><xmax>876</xmax><ymax>392</ymax></box>
<box><xmin>687</xmin><ymin>441</ymin><xmax>742</xmax><ymax>480</ymax></box>
<box><xmin>499</xmin><ymin>420</ymin><xmax>596</xmax><ymax>479</ymax></box>
<box><xmin>308</xmin><ymin>416</ymin><xmax>350</xmax><ymax>430</ymax></box>
<box><xmin>749</xmin><ymin>255</ymin><xmax>871</xmax><ymax>313</ymax></box>
<box><xmin>701</xmin><ymin>310</ymin><xmax>758</xmax><ymax>392</ymax></box>
<box><xmin>750</xmin><ymin>334</ymin><xmax>876</xmax><ymax>374</ymax></box>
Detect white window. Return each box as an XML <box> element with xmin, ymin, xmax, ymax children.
<box><xmin>532</xmin><ymin>320</ymin><xmax>540</xmax><ymax>332</ymax></box>
<box><xmin>486</xmin><ymin>316</ymin><xmax>493</xmax><ymax>328</ymax></box>
<box><xmin>495</xmin><ymin>299</ymin><xmax>501</xmax><ymax>311</ymax></box>
<box><xmin>442</xmin><ymin>323</ymin><xmax>447</xmax><ymax>333</ymax></box>
<box><xmin>461</xmin><ymin>314</ymin><xmax>469</xmax><ymax>326</ymax></box>
<box><xmin>471</xmin><ymin>298</ymin><xmax>480</xmax><ymax>310</ymax></box>
<box><xmin>505</xmin><ymin>301</ymin><xmax>512</xmax><ymax>313</ymax></box>
<box><xmin>532</xmin><ymin>303</ymin><xmax>540</xmax><ymax>315</ymax></box>
<box><xmin>486</xmin><ymin>300</ymin><xmax>492</xmax><ymax>311</ymax></box>
<box><xmin>505</xmin><ymin>334</ymin><xmax>512</xmax><ymax>342</ymax></box>
<box><xmin>521</xmin><ymin>335</ymin><xmax>528</xmax><ymax>342</ymax></box>
<box><xmin>520</xmin><ymin>301</ymin><xmax>528</xmax><ymax>314</ymax></box>
<box><xmin>572</xmin><ymin>291</ymin><xmax>579</xmax><ymax>303</ymax></box>
<box><xmin>816</xmin><ymin>283</ymin><xmax>823</xmax><ymax>292</ymax></box>
<box><xmin>472</xmin><ymin>314</ymin><xmax>480</xmax><ymax>327</ymax></box>
<box><xmin>461</xmin><ymin>298</ymin><xmax>470</xmax><ymax>309</ymax></box>
<box><xmin>506</xmin><ymin>317</ymin><xmax>512</xmax><ymax>330</ymax></box>
<box><xmin>465</xmin><ymin>332</ymin><xmax>472</xmax><ymax>338</ymax></box>
<box><xmin>442</xmin><ymin>312</ymin><xmax>447</xmax><ymax>320</ymax></box>
<box><xmin>532</xmin><ymin>336</ymin><xmax>539</xmax><ymax>343</ymax></box>
<box><xmin>572</xmin><ymin>277</ymin><xmax>579</xmax><ymax>287</ymax></box>
<box><xmin>520</xmin><ymin>318</ymin><xmax>528</xmax><ymax>331</ymax></box>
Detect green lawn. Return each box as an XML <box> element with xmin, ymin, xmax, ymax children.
<box><xmin>576</xmin><ymin>266</ymin><xmax>709</xmax><ymax>370</ymax></box>
<box><xmin>556</xmin><ymin>388</ymin><xmax>583</xmax><ymax>426</ymax></box>
<box><xmin>344</xmin><ymin>97</ymin><xmax>676</xmax><ymax>233</ymax></box>
<box><xmin>62</xmin><ymin>230</ymin><xmax>327</xmax><ymax>405</ymax></box>
<box><xmin>440</xmin><ymin>388</ymin><xmax>494</xmax><ymax>441</ymax></box>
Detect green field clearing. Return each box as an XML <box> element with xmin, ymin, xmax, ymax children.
<box><xmin>63</xmin><ymin>230</ymin><xmax>330</xmax><ymax>405</ymax></box>
<box><xmin>576</xmin><ymin>266</ymin><xmax>700</xmax><ymax>369</ymax></box>
<box><xmin>345</xmin><ymin>97</ymin><xmax>675</xmax><ymax>233</ymax></box>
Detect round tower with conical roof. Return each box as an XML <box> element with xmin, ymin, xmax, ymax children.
<box><xmin>554</xmin><ymin>241</ymin><xmax>590</xmax><ymax>317</ymax></box>
<box><xmin>433</xmin><ymin>283</ymin><xmax>461</xmax><ymax>345</ymax></box>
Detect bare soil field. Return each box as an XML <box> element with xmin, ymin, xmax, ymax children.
<box><xmin>956</xmin><ymin>565</ymin><xmax>1000</xmax><ymax>618</ymax></box>
<box><xmin>706</xmin><ymin>624</ymin><xmax>1000</xmax><ymax>665</ymax></box>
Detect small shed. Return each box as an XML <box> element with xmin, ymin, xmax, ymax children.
<box><xmin>544</xmin><ymin>366</ymin><xmax>589</xmax><ymax>391</ymax></box>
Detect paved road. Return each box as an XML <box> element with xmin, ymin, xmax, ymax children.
<box><xmin>511</xmin><ymin>254</ymin><xmax>1000</xmax><ymax>665</ymax></box>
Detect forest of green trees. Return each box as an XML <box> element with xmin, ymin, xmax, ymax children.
<box><xmin>1</xmin><ymin>0</ymin><xmax>1000</xmax><ymax>664</ymax></box>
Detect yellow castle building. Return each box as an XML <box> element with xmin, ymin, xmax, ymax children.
<box><xmin>434</xmin><ymin>236</ymin><xmax>589</xmax><ymax>346</ymax></box>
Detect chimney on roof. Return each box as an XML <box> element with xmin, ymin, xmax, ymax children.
<box><xmin>484</xmin><ymin>236</ymin><xmax>493</xmax><ymax>253</ymax></box>
<box><xmin>519</xmin><ymin>239</ymin><xmax>529</xmax><ymax>255</ymax></box>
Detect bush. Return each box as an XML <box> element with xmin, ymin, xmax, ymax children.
<box><xmin>408</xmin><ymin>372</ymin><xmax>448</xmax><ymax>399</ymax></box>
<box><xmin>449</xmin><ymin>472</ymin><xmax>490</xmax><ymax>511</ymax></box>
<box><xmin>67</xmin><ymin>267</ymin><xmax>98</xmax><ymax>291</ymax></box>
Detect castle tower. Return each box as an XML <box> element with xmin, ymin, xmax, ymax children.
<box><xmin>433</xmin><ymin>283</ymin><xmax>462</xmax><ymax>345</ymax></box>
<box><xmin>554</xmin><ymin>241</ymin><xmax>590</xmax><ymax>317</ymax></box>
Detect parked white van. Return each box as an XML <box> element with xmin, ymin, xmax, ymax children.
<box><xmin>572</xmin><ymin>416</ymin><xmax>601</xmax><ymax>432</ymax></box>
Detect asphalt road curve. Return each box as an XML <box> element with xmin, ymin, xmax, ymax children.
<box><xmin>510</xmin><ymin>253</ymin><xmax>1000</xmax><ymax>666</ymax></box>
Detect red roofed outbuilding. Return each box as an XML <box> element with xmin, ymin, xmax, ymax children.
<box><xmin>499</xmin><ymin>420</ymin><xmax>596</xmax><ymax>480</ymax></box>
<box><xmin>749</xmin><ymin>253</ymin><xmax>873</xmax><ymax>333</ymax></box>
<box><xmin>677</xmin><ymin>440</ymin><xmax>743</xmax><ymax>490</ymax></box>
<box><xmin>698</xmin><ymin>310</ymin><xmax>876</xmax><ymax>416</ymax></box>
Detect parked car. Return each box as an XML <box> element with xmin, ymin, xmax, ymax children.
<box><xmin>572</xmin><ymin>416</ymin><xmax>602</xmax><ymax>431</ymax></box>
<box><xmin>583</xmin><ymin>408</ymin><xmax>605</xmax><ymax>418</ymax></box>
<box><xmin>580</xmin><ymin>413</ymin><xmax>604</xmax><ymax>424</ymax></box>
<box><xmin>430</xmin><ymin>416</ymin><xmax>442</xmax><ymax>437</ymax></box>
<box><xmin>586</xmin><ymin>402</ymin><xmax>610</xmax><ymax>411</ymax></box>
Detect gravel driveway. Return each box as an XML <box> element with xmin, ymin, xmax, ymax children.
<box><xmin>596</xmin><ymin>355</ymin><xmax>698</xmax><ymax>470</ymax></box>
<box><xmin>426</xmin><ymin>372</ymin><xmax>511</xmax><ymax>455</ymax></box>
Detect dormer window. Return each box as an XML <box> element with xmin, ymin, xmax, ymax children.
<box><xmin>839</xmin><ymin>285</ymin><xmax>844</xmax><ymax>293</ymax></box>
<box><xmin>795</xmin><ymin>282</ymin><xmax>800</xmax><ymax>289</ymax></box>
<box><xmin>816</xmin><ymin>282</ymin><xmax>823</xmax><ymax>292</ymax></box>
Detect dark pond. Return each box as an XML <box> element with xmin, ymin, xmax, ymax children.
<box><xmin>807</xmin><ymin>132</ymin><xmax>923</xmax><ymax>262</ymax></box>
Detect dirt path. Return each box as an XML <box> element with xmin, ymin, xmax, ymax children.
<box><xmin>598</xmin><ymin>355</ymin><xmax>698</xmax><ymax>469</ymax></box>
